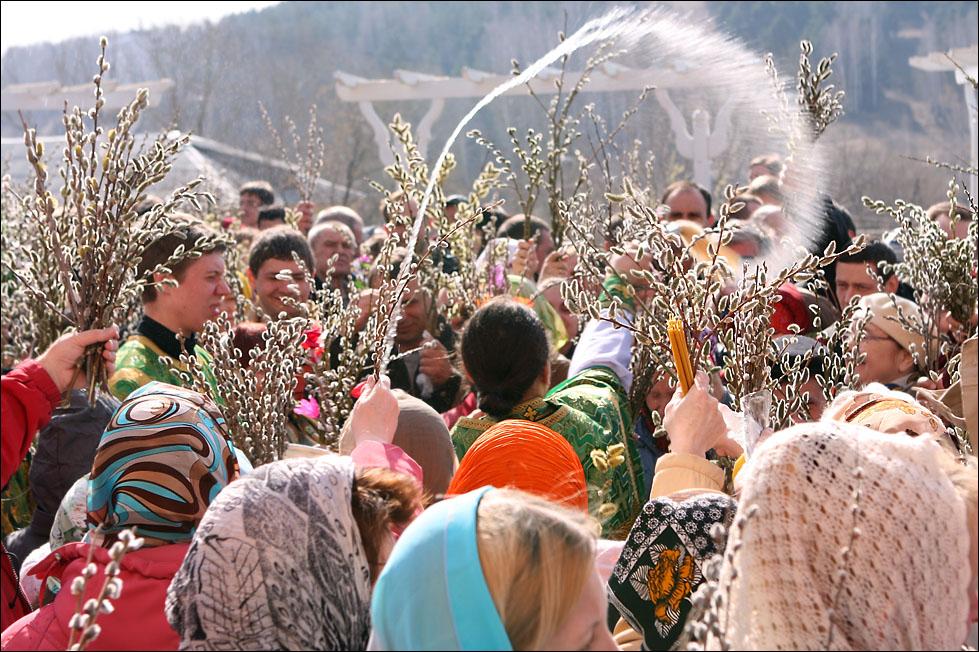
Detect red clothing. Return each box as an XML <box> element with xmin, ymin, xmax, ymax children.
<box><xmin>771</xmin><ymin>283</ymin><xmax>814</xmax><ymax>335</ymax></box>
<box><xmin>2</xmin><ymin>361</ymin><xmax>61</xmax><ymax>631</ymax></box>
<box><xmin>1</xmin><ymin>542</ymin><xmax>187</xmax><ymax>650</ymax></box>
<box><xmin>2</xmin><ymin>361</ymin><xmax>60</xmax><ymax>487</ymax></box>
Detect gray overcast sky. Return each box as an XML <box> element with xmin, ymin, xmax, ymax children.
<box><xmin>1</xmin><ymin>1</ymin><xmax>280</xmax><ymax>54</ymax></box>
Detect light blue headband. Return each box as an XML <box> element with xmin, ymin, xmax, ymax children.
<box><xmin>371</xmin><ymin>486</ymin><xmax>512</xmax><ymax>651</ymax></box>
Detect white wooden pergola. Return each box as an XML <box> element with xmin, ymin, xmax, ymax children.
<box><xmin>335</xmin><ymin>63</ymin><xmax>734</xmax><ymax>191</ymax></box>
<box><xmin>909</xmin><ymin>44</ymin><xmax>978</xmax><ymax>198</ymax></box>
<box><xmin>1</xmin><ymin>78</ymin><xmax>175</xmax><ymax>111</ymax></box>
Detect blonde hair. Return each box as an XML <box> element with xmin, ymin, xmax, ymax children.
<box><xmin>476</xmin><ymin>489</ymin><xmax>598</xmax><ymax>650</ymax></box>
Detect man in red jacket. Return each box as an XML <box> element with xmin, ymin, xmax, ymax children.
<box><xmin>2</xmin><ymin>328</ymin><xmax>118</xmax><ymax>631</ymax></box>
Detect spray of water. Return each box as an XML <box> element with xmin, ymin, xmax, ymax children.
<box><xmin>377</xmin><ymin>6</ymin><xmax>829</xmax><ymax>375</ymax></box>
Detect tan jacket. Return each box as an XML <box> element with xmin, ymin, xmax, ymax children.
<box><xmin>613</xmin><ymin>616</ymin><xmax>643</xmax><ymax>651</ymax></box>
<box><xmin>649</xmin><ymin>452</ymin><xmax>725</xmax><ymax>499</ymax></box>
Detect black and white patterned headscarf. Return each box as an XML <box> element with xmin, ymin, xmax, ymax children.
<box><xmin>165</xmin><ymin>455</ymin><xmax>371</xmax><ymax>650</ymax></box>
<box><xmin>608</xmin><ymin>492</ymin><xmax>736</xmax><ymax>650</ymax></box>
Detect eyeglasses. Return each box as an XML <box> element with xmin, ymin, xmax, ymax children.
<box><xmin>863</xmin><ymin>334</ymin><xmax>896</xmax><ymax>343</ymax></box>
<box><xmin>861</xmin><ymin>332</ymin><xmax>899</xmax><ymax>345</ymax></box>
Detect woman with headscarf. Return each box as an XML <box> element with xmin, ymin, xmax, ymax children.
<box><xmin>371</xmin><ymin>487</ymin><xmax>617</xmax><ymax>651</ymax></box>
<box><xmin>447</xmin><ymin>419</ymin><xmax>588</xmax><ymax>512</ymax></box>
<box><xmin>704</xmin><ymin>422</ymin><xmax>977</xmax><ymax>650</ymax></box>
<box><xmin>165</xmin><ymin>454</ymin><xmax>421</xmax><ymax>650</ymax></box>
<box><xmin>451</xmin><ymin>290</ymin><xmax>644</xmax><ymax>534</ymax></box>
<box><xmin>1</xmin><ymin>382</ymin><xmax>240</xmax><ymax>650</ymax></box>
<box><xmin>608</xmin><ymin>489</ymin><xmax>736</xmax><ymax>651</ymax></box>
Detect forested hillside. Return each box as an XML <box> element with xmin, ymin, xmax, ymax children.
<box><xmin>2</xmin><ymin>1</ymin><xmax>976</xmax><ymax>230</ymax></box>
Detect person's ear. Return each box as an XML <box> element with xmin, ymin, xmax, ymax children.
<box><xmin>896</xmin><ymin>348</ymin><xmax>915</xmax><ymax>375</ymax></box>
<box><xmin>153</xmin><ymin>271</ymin><xmax>176</xmax><ymax>297</ymax></box>
<box><xmin>540</xmin><ymin>358</ymin><xmax>551</xmax><ymax>388</ymax></box>
<box><xmin>883</xmin><ymin>275</ymin><xmax>900</xmax><ymax>294</ymax></box>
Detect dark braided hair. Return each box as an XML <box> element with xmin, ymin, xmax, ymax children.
<box><xmin>462</xmin><ymin>298</ymin><xmax>549</xmax><ymax>418</ymax></box>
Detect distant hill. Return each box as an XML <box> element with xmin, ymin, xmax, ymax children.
<box><xmin>2</xmin><ymin>1</ymin><xmax>975</xmax><ymax>232</ymax></box>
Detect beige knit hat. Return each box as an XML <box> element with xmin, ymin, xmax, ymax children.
<box><xmin>855</xmin><ymin>292</ymin><xmax>927</xmax><ymax>359</ymax></box>
<box><xmin>710</xmin><ymin>422</ymin><xmax>971</xmax><ymax>650</ymax></box>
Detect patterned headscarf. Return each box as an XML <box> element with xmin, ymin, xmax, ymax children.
<box><xmin>447</xmin><ymin>420</ymin><xmax>588</xmax><ymax>511</ymax></box>
<box><xmin>165</xmin><ymin>455</ymin><xmax>372</xmax><ymax>650</ymax></box>
<box><xmin>608</xmin><ymin>492</ymin><xmax>736</xmax><ymax>650</ymax></box>
<box><xmin>87</xmin><ymin>382</ymin><xmax>239</xmax><ymax>547</ymax></box>
<box><xmin>50</xmin><ymin>474</ymin><xmax>90</xmax><ymax>550</ymax></box>
<box><xmin>823</xmin><ymin>384</ymin><xmax>952</xmax><ymax>448</ymax></box>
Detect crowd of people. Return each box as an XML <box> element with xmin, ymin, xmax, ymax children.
<box><xmin>1</xmin><ymin>148</ymin><xmax>977</xmax><ymax>651</ymax></box>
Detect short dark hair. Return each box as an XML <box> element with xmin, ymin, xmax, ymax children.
<box><xmin>770</xmin><ymin>335</ymin><xmax>827</xmax><ymax>381</ymax></box>
<box><xmin>370</xmin><ymin>247</ymin><xmax>414</xmax><ymax>286</ymax></box>
<box><xmin>496</xmin><ymin>214</ymin><xmax>550</xmax><ymax>240</ymax></box>
<box><xmin>232</xmin><ymin>321</ymin><xmax>267</xmax><ymax>368</ymax></box>
<box><xmin>239</xmin><ymin>181</ymin><xmax>275</xmax><ymax>206</ymax></box>
<box><xmin>138</xmin><ymin>216</ymin><xmax>225</xmax><ymax>303</ymax></box>
<box><xmin>247</xmin><ymin>225</ymin><xmax>314</xmax><ymax>275</ymax></box>
<box><xmin>660</xmin><ymin>181</ymin><xmax>712</xmax><ymax>218</ymax></box>
<box><xmin>836</xmin><ymin>240</ymin><xmax>898</xmax><ymax>280</ymax></box>
<box><xmin>381</xmin><ymin>190</ymin><xmax>410</xmax><ymax>223</ymax></box>
<box><xmin>728</xmin><ymin>224</ymin><xmax>770</xmax><ymax>256</ymax></box>
<box><xmin>461</xmin><ymin>298</ymin><xmax>549</xmax><ymax>418</ymax></box>
<box><xmin>444</xmin><ymin>194</ymin><xmax>467</xmax><ymax>207</ymax></box>
<box><xmin>361</xmin><ymin>233</ymin><xmax>387</xmax><ymax>259</ymax></box>
<box><xmin>257</xmin><ymin>204</ymin><xmax>287</xmax><ymax>225</ymax></box>
<box><xmin>605</xmin><ymin>215</ymin><xmax>625</xmax><ymax>245</ymax></box>
<box><xmin>135</xmin><ymin>195</ymin><xmax>163</xmax><ymax>216</ymax></box>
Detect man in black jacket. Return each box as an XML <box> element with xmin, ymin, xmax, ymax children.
<box><xmin>384</xmin><ymin>275</ymin><xmax>462</xmax><ymax>414</ymax></box>
<box><xmin>365</xmin><ymin>249</ymin><xmax>463</xmax><ymax>413</ymax></box>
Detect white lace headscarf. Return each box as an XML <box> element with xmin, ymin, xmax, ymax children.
<box><xmin>712</xmin><ymin>421</ymin><xmax>970</xmax><ymax>650</ymax></box>
<box><xmin>165</xmin><ymin>455</ymin><xmax>371</xmax><ymax>650</ymax></box>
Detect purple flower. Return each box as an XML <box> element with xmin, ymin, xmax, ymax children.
<box><xmin>293</xmin><ymin>398</ymin><xmax>320</xmax><ymax>420</ymax></box>
<box><xmin>491</xmin><ymin>263</ymin><xmax>505</xmax><ymax>290</ymax></box>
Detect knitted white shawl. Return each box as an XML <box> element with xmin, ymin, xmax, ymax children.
<box><xmin>713</xmin><ymin>422</ymin><xmax>970</xmax><ymax>650</ymax></box>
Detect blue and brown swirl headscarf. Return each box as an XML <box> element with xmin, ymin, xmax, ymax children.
<box><xmin>87</xmin><ymin>381</ymin><xmax>239</xmax><ymax>547</ymax></box>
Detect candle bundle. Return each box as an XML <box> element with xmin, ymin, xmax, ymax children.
<box><xmin>667</xmin><ymin>317</ymin><xmax>696</xmax><ymax>394</ymax></box>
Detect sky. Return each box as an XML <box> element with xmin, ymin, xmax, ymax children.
<box><xmin>0</xmin><ymin>1</ymin><xmax>281</xmax><ymax>54</ymax></box>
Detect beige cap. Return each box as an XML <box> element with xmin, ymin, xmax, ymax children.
<box><xmin>856</xmin><ymin>293</ymin><xmax>927</xmax><ymax>361</ymax></box>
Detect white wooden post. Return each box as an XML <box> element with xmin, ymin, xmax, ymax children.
<box><xmin>909</xmin><ymin>45</ymin><xmax>979</xmax><ymax>199</ymax></box>
<box><xmin>959</xmin><ymin>69</ymin><xmax>978</xmax><ymax>200</ymax></box>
